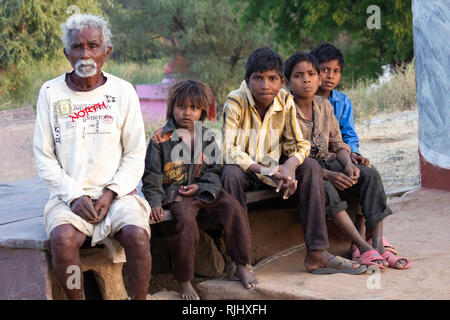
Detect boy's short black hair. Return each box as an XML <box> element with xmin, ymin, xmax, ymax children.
<box><xmin>309</xmin><ymin>43</ymin><xmax>345</xmax><ymax>71</ymax></box>
<box><xmin>245</xmin><ymin>47</ymin><xmax>284</xmax><ymax>80</ymax></box>
<box><xmin>284</xmin><ymin>52</ymin><xmax>320</xmax><ymax>80</ymax></box>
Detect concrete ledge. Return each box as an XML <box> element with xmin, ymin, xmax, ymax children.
<box><xmin>197</xmin><ymin>188</ymin><xmax>450</xmax><ymax>300</ymax></box>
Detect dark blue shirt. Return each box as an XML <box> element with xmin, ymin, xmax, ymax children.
<box><xmin>328</xmin><ymin>89</ymin><xmax>360</xmax><ymax>154</ymax></box>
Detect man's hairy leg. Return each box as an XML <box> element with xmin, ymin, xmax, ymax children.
<box><xmin>114</xmin><ymin>225</ymin><xmax>151</xmax><ymax>300</ymax></box>
<box><xmin>49</xmin><ymin>224</ymin><xmax>87</xmax><ymax>300</ymax></box>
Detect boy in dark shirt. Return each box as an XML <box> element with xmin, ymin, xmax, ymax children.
<box><xmin>142</xmin><ymin>79</ymin><xmax>256</xmax><ymax>300</ymax></box>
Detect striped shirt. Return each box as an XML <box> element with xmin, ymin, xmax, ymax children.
<box><xmin>222</xmin><ymin>80</ymin><xmax>310</xmax><ymax>186</ymax></box>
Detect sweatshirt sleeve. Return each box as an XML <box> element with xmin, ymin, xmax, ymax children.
<box><xmin>105</xmin><ymin>84</ymin><xmax>147</xmax><ymax>198</ymax></box>
<box><xmin>33</xmin><ymin>85</ymin><xmax>87</xmax><ymax>205</ymax></box>
<box><xmin>141</xmin><ymin>133</ymin><xmax>166</xmax><ymax>208</ymax></box>
<box><xmin>195</xmin><ymin>135</ymin><xmax>222</xmax><ymax>203</ymax></box>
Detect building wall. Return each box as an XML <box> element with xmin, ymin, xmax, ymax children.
<box><xmin>412</xmin><ymin>0</ymin><xmax>450</xmax><ymax>190</ymax></box>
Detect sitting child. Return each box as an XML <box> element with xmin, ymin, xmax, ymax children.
<box><xmin>311</xmin><ymin>42</ymin><xmax>383</xmax><ymax>247</ymax></box>
<box><xmin>284</xmin><ymin>51</ymin><xmax>411</xmax><ymax>270</ymax></box>
<box><xmin>222</xmin><ymin>47</ymin><xmax>366</xmax><ymax>275</ymax></box>
<box><xmin>142</xmin><ymin>79</ymin><xmax>257</xmax><ymax>300</ymax></box>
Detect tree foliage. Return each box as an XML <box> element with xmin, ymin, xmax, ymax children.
<box><xmin>104</xmin><ymin>0</ymin><xmax>274</xmax><ymax>106</ymax></box>
<box><xmin>238</xmin><ymin>0</ymin><xmax>413</xmax><ymax>84</ymax></box>
<box><xmin>0</xmin><ymin>0</ymin><xmax>102</xmax><ymax>103</ymax></box>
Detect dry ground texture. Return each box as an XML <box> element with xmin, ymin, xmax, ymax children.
<box><xmin>357</xmin><ymin>109</ymin><xmax>419</xmax><ymax>193</ymax></box>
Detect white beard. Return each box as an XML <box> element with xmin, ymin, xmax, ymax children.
<box><xmin>74</xmin><ymin>59</ymin><xmax>98</xmax><ymax>78</ymax></box>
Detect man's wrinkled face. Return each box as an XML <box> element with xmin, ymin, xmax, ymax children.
<box><xmin>246</xmin><ymin>70</ymin><xmax>283</xmax><ymax>109</ymax></box>
<box><xmin>64</xmin><ymin>27</ymin><xmax>111</xmax><ymax>79</ymax></box>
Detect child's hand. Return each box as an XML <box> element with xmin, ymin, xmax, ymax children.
<box><xmin>344</xmin><ymin>163</ymin><xmax>360</xmax><ymax>184</ymax></box>
<box><xmin>150</xmin><ymin>206</ymin><xmax>164</xmax><ymax>222</ymax></box>
<box><xmin>178</xmin><ymin>184</ymin><xmax>199</xmax><ymax>196</ymax></box>
<box><xmin>351</xmin><ymin>152</ymin><xmax>370</xmax><ymax>166</ymax></box>
<box><xmin>326</xmin><ymin>171</ymin><xmax>355</xmax><ymax>191</ymax></box>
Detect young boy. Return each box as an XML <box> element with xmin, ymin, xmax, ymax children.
<box><xmin>221</xmin><ymin>47</ymin><xmax>365</xmax><ymax>274</ymax></box>
<box><xmin>310</xmin><ymin>43</ymin><xmax>370</xmax><ymax>166</ymax></box>
<box><xmin>142</xmin><ymin>79</ymin><xmax>256</xmax><ymax>300</ymax></box>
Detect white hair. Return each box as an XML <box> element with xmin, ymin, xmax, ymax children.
<box><xmin>61</xmin><ymin>14</ymin><xmax>113</xmax><ymax>51</ymax></box>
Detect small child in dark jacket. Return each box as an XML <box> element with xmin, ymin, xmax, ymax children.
<box><xmin>142</xmin><ymin>79</ymin><xmax>256</xmax><ymax>300</ymax></box>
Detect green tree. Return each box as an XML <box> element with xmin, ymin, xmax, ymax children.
<box><xmin>104</xmin><ymin>0</ymin><xmax>274</xmax><ymax>109</ymax></box>
<box><xmin>238</xmin><ymin>0</ymin><xmax>413</xmax><ymax>85</ymax></box>
<box><xmin>0</xmin><ymin>0</ymin><xmax>102</xmax><ymax>104</ymax></box>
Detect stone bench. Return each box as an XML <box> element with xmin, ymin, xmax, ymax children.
<box><xmin>0</xmin><ymin>177</ymin><xmax>278</xmax><ymax>300</ymax></box>
<box><xmin>0</xmin><ymin>177</ymin><xmax>411</xmax><ymax>299</ymax></box>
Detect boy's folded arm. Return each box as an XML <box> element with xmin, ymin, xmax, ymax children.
<box><xmin>282</xmin><ymin>102</ymin><xmax>311</xmax><ymax>164</ymax></box>
<box><xmin>328</xmin><ymin>105</ymin><xmax>352</xmax><ymax>155</ymax></box>
<box><xmin>222</xmin><ymin>99</ymin><xmax>257</xmax><ymax>171</ymax></box>
<box><xmin>141</xmin><ymin>139</ymin><xmax>166</xmax><ymax>208</ymax></box>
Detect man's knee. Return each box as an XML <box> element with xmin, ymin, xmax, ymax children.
<box><xmin>49</xmin><ymin>224</ymin><xmax>85</xmax><ymax>253</ymax></box>
<box><xmin>116</xmin><ymin>225</ymin><xmax>149</xmax><ymax>249</ymax></box>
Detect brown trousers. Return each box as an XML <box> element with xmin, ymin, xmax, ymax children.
<box><xmin>221</xmin><ymin>157</ymin><xmax>329</xmax><ymax>251</ymax></box>
<box><xmin>167</xmin><ymin>189</ymin><xmax>252</xmax><ymax>283</ymax></box>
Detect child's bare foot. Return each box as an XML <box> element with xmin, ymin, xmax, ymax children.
<box><xmin>236</xmin><ymin>264</ymin><xmax>257</xmax><ymax>289</ymax></box>
<box><xmin>179</xmin><ymin>281</ymin><xmax>200</xmax><ymax>300</ymax></box>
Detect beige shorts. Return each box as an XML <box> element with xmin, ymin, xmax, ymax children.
<box><xmin>44</xmin><ymin>194</ymin><xmax>151</xmax><ymax>263</ymax></box>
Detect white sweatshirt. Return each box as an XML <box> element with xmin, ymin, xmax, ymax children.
<box><xmin>33</xmin><ymin>72</ymin><xmax>147</xmax><ymax>205</ymax></box>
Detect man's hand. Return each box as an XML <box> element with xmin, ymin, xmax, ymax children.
<box><xmin>150</xmin><ymin>206</ymin><xmax>164</xmax><ymax>222</ymax></box>
<box><xmin>70</xmin><ymin>195</ymin><xmax>98</xmax><ymax>223</ymax></box>
<box><xmin>351</xmin><ymin>152</ymin><xmax>370</xmax><ymax>166</ymax></box>
<box><xmin>178</xmin><ymin>184</ymin><xmax>199</xmax><ymax>197</ymax></box>
<box><xmin>91</xmin><ymin>189</ymin><xmax>117</xmax><ymax>225</ymax></box>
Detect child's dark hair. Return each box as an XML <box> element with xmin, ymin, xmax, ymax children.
<box><xmin>245</xmin><ymin>47</ymin><xmax>284</xmax><ymax>80</ymax></box>
<box><xmin>309</xmin><ymin>43</ymin><xmax>345</xmax><ymax>71</ymax></box>
<box><xmin>284</xmin><ymin>52</ymin><xmax>320</xmax><ymax>80</ymax></box>
<box><xmin>166</xmin><ymin>79</ymin><xmax>210</xmax><ymax>121</ymax></box>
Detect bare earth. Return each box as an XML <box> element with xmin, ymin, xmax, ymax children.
<box><xmin>356</xmin><ymin>109</ymin><xmax>419</xmax><ymax>194</ymax></box>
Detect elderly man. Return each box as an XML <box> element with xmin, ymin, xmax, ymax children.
<box><xmin>33</xmin><ymin>14</ymin><xmax>151</xmax><ymax>300</ymax></box>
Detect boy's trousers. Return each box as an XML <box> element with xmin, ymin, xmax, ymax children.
<box><xmin>168</xmin><ymin>189</ymin><xmax>252</xmax><ymax>283</ymax></box>
<box><xmin>222</xmin><ymin>157</ymin><xmax>330</xmax><ymax>251</ymax></box>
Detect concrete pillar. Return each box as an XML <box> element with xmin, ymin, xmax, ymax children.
<box><xmin>412</xmin><ymin>0</ymin><xmax>450</xmax><ymax>190</ymax></box>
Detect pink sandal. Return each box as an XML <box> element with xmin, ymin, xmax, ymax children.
<box><xmin>357</xmin><ymin>250</ymin><xmax>386</xmax><ymax>269</ymax></box>
<box><xmin>381</xmin><ymin>251</ymin><xmax>412</xmax><ymax>269</ymax></box>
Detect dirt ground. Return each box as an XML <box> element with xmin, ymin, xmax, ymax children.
<box><xmin>147</xmin><ymin>109</ymin><xmax>421</xmax><ymax>297</ymax></box>
<box><xmin>356</xmin><ymin>109</ymin><xmax>419</xmax><ymax>193</ymax></box>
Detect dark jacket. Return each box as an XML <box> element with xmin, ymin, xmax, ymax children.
<box><xmin>142</xmin><ymin>117</ymin><xmax>223</xmax><ymax>208</ymax></box>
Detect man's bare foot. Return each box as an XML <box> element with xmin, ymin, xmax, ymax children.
<box><xmin>236</xmin><ymin>264</ymin><xmax>257</xmax><ymax>289</ymax></box>
<box><xmin>304</xmin><ymin>249</ymin><xmax>362</xmax><ymax>271</ymax></box>
<box><xmin>179</xmin><ymin>281</ymin><xmax>200</xmax><ymax>300</ymax></box>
